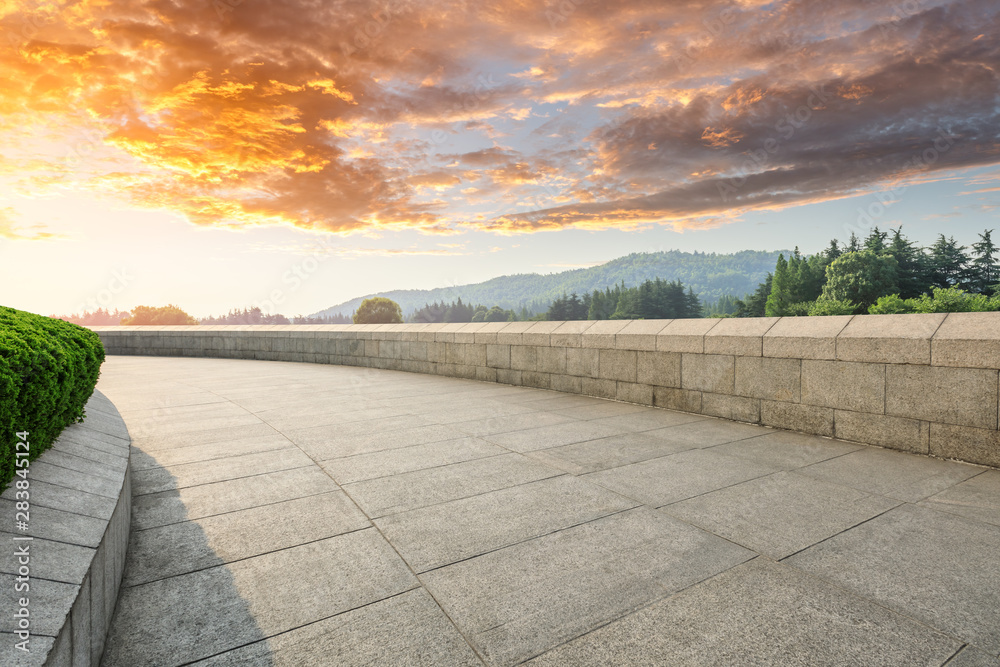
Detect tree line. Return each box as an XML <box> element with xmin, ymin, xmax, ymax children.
<box><xmin>546</xmin><ymin>278</ymin><xmax>702</xmax><ymax>320</ymax></box>
<box><xmin>732</xmin><ymin>227</ymin><xmax>1000</xmax><ymax>317</ymax></box>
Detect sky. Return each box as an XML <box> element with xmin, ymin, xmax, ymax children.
<box><xmin>1</xmin><ymin>0</ymin><xmax>998</xmax><ymax>318</ymax></box>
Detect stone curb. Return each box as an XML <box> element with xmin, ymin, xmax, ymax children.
<box><xmin>1</xmin><ymin>390</ymin><xmax>131</xmax><ymax>666</ymax></box>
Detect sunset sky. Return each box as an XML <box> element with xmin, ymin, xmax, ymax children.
<box><xmin>1</xmin><ymin>0</ymin><xmax>998</xmax><ymax>317</ymax></box>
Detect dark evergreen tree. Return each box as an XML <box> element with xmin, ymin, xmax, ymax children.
<box><xmin>863</xmin><ymin>227</ymin><xmax>889</xmax><ymax>255</ymax></box>
<box><xmin>846</xmin><ymin>232</ymin><xmax>861</xmax><ymax>253</ymax></box>
<box><xmin>733</xmin><ymin>274</ymin><xmax>772</xmax><ymax>317</ymax></box>
<box><xmin>969</xmin><ymin>229</ymin><xmax>998</xmax><ymax>294</ymax></box>
<box><xmin>928</xmin><ymin>235</ymin><xmax>969</xmax><ymax>289</ymax></box>
<box><xmin>884</xmin><ymin>227</ymin><xmax>927</xmax><ymax>299</ymax></box>
<box><xmin>824</xmin><ymin>239</ymin><xmax>842</xmax><ymax>265</ymax></box>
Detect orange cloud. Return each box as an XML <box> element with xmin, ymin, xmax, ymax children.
<box><xmin>0</xmin><ymin>0</ymin><xmax>997</xmax><ymax>239</ymax></box>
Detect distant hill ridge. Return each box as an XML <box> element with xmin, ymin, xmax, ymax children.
<box><xmin>310</xmin><ymin>249</ymin><xmax>788</xmax><ymax>318</ymax></box>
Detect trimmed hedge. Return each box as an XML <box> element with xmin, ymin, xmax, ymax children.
<box><xmin>1</xmin><ymin>307</ymin><xmax>105</xmax><ymax>493</ymax></box>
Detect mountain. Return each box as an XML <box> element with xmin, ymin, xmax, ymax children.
<box><xmin>309</xmin><ymin>249</ymin><xmax>787</xmax><ymax>318</ymax></box>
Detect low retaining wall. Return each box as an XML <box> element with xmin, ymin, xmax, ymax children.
<box><xmin>91</xmin><ymin>313</ymin><xmax>1000</xmax><ymax>467</ymax></box>
<box><xmin>0</xmin><ymin>390</ymin><xmax>131</xmax><ymax>666</ymax></box>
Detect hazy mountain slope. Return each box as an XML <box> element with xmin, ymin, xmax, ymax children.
<box><xmin>310</xmin><ymin>249</ymin><xmax>786</xmax><ymax>318</ymax></box>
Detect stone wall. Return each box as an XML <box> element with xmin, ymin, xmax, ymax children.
<box><xmin>91</xmin><ymin>312</ymin><xmax>1000</xmax><ymax>467</ymax></box>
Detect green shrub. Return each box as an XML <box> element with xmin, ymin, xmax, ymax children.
<box><xmin>807</xmin><ymin>298</ymin><xmax>857</xmax><ymax>316</ymax></box>
<box><xmin>868</xmin><ymin>294</ymin><xmax>912</xmax><ymax>314</ymax></box>
<box><xmin>907</xmin><ymin>287</ymin><xmax>1000</xmax><ymax>313</ymax></box>
<box><xmin>0</xmin><ymin>307</ymin><xmax>105</xmax><ymax>493</ymax></box>
<box><xmin>867</xmin><ymin>288</ymin><xmax>1000</xmax><ymax>315</ymax></box>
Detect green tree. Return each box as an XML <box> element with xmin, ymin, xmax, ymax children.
<box><xmin>733</xmin><ymin>274</ymin><xmax>772</xmax><ymax>317</ymax></box>
<box><xmin>353</xmin><ymin>297</ymin><xmax>403</xmax><ymax>324</ymax></box>
<box><xmin>821</xmin><ymin>250</ymin><xmax>899</xmax><ymax>313</ymax></box>
<box><xmin>120</xmin><ymin>305</ymin><xmax>198</xmax><ymax>325</ymax></box>
<box><xmin>928</xmin><ymin>235</ymin><xmax>969</xmax><ymax>289</ymax></box>
<box><xmin>884</xmin><ymin>226</ymin><xmax>927</xmax><ymax>299</ymax></box>
<box><xmin>823</xmin><ymin>239</ymin><xmax>842</xmax><ymax>265</ymax></box>
<box><xmin>969</xmin><ymin>229</ymin><xmax>998</xmax><ymax>294</ymax></box>
<box><xmin>765</xmin><ymin>254</ymin><xmax>791</xmax><ymax>316</ymax></box>
<box><xmin>863</xmin><ymin>227</ymin><xmax>888</xmax><ymax>255</ymax></box>
<box><xmin>846</xmin><ymin>232</ymin><xmax>861</xmax><ymax>253</ymax></box>
<box><xmin>484</xmin><ymin>306</ymin><xmax>512</xmax><ymax>322</ymax></box>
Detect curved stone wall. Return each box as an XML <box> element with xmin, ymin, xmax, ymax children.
<box><xmin>1</xmin><ymin>390</ymin><xmax>131</xmax><ymax>666</ymax></box>
<box><xmin>90</xmin><ymin>313</ymin><xmax>1000</xmax><ymax>467</ymax></box>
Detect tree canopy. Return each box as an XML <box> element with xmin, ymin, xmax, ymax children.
<box><xmin>733</xmin><ymin>227</ymin><xmax>1000</xmax><ymax>317</ymax></box>
<box><xmin>353</xmin><ymin>297</ymin><xmax>403</xmax><ymax>324</ymax></box>
<box><xmin>120</xmin><ymin>305</ymin><xmax>198</xmax><ymax>325</ymax></box>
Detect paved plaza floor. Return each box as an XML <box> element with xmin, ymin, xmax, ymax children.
<box><xmin>96</xmin><ymin>356</ymin><xmax>1000</xmax><ymax>666</ymax></box>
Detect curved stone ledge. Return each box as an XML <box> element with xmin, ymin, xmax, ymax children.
<box><xmin>89</xmin><ymin>312</ymin><xmax>1000</xmax><ymax>467</ymax></box>
<box><xmin>1</xmin><ymin>390</ymin><xmax>131</xmax><ymax>666</ymax></box>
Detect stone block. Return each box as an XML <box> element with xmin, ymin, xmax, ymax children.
<box><xmin>580</xmin><ymin>320</ymin><xmax>628</xmax><ymax>349</ymax></box>
<box><xmin>466</xmin><ymin>343</ymin><xmax>487</xmax><ymax>367</ymax></box>
<box><xmin>656</xmin><ymin>318</ymin><xmax>720</xmax><ymax>353</ymax></box>
<box><xmin>486</xmin><ymin>344</ymin><xmax>510</xmax><ymax>369</ymax></box>
<box><xmin>581</xmin><ymin>377</ymin><xmax>617</xmax><ymax>400</ymax></box>
<box><xmin>496</xmin><ymin>321</ymin><xmax>535</xmax><ymax>345</ymax></box>
<box><xmin>522</xmin><ymin>371</ymin><xmax>552</xmax><ymax>389</ymax></box>
<box><xmin>834</xmin><ymin>411</ymin><xmax>929</xmax><ymax>454</ymax></box>
<box><xmin>409</xmin><ymin>341</ymin><xmax>428</xmax><ymax>361</ymax></box>
<box><xmin>510</xmin><ymin>345</ymin><xmax>537</xmax><ymax>372</ymax></box>
<box><xmin>653</xmin><ymin>387</ymin><xmax>703</xmax><ymax>413</ymax></box>
<box><xmin>836</xmin><ymin>313</ymin><xmax>946</xmax><ymax>364</ymax></box>
<box><xmin>470</xmin><ymin>322</ymin><xmax>509</xmax><ymax>345</ymax></box>
<box><xmin>886</xmin><ymin>364</ymin><xmax>998</xmax><ymax>429</ymax></box>
<box><xmin>616</xmin><ymin>382</ymin><xmax>654</xmax><ymax>405</ymax></box>
<box><xmin>681</xmin><ymin>354</ymin><xmax>734</xmax><ymax>394</ymax></box>
<box><xmin>760</xmin><ymin>400</ymin><xmax>834</xmax><ymax>437</ymax></box>
<box><xmin>763</xmin><ymin>315</ymin><xmax>852</xmax><ymax>360</ymax></box>
<box><xmin>616</xmin><ymin>320</ymin><xmax>672</xmax><ymax>350</ymax></box>
<box><xmin>416</xmin><ymin>323</ymin><xmax>447</xmax><ymax>342</ymax></box>
<box><xmin>931</xmin><ymin>312</ymin><xmax>1000</xmax><ymax>369</ymax></box>
<box><xmin>704</xmin><ymin>317</ymin><xmax>779</xmax><ymax>356</ymax></box>
<box><xmin>599</xmin><ymin>349</ymin><xmax>637</xmax><ymax>382</ymax></box>
<box><xmin>535</xmin><ymin>346</ymin><xmax>567</xmax><ymax>374</ymax></box>
<box><xmin>929</xmin><ymin>423</ymin><xmax>1000</xmax><ymax>468</ymax></box>
<box><xmin>550</xmin><ymin>321</ymin><xmax>595</xmax><ymax>347</ymax></box>
<box><xmin>636</xmin><ymin>351</ymin><xmax>681</xmax><ymax>387</ymax></box>
<box><xmin>427</xmin><ymin>342</ymin><xmax>447</xmax><ymax>364</ymax></box>
<box><xmin>550</xmin><ymin>374</ymin><xmax>583</xmax><ymax>394</ymax></box>
<box><xmin>522</xmin><ymin>321</ymin><xmax>564</xmax><ymax>346</ymax></box>
<box><xmin>433</xmin><ymin>329</ymin><xmax>456</xmax><ymax>343</ymax></box>
<box><xmin>735</xmin><ymin>356</ymin><xmax>801</xmax><ymax>402</ymax></box>
<box><xmin>436</xmin><ymin>363</ymin><xmax>459</xmax><ymax>378</ymax></box>
<box><xmin>453</xmin><ymin>323</ymin><xmax>486</xmax><ymax>343</ymax></box>
<box><xmin>702</xmin><ymin>393</ymin><xmax>760</xmax><ymax>423</ymax></box>
<box><xmin>445</xmin><ymin>342</ymin><xmax>466</xmax><ymax>365</ymax></box>
<box><xmin>565</xmin><ymin>347</ymin><xmax>600</xmax><ymax>378</ymax></box>
<box><xmin>800</xmin><ymin>360</ymin><xmax>884</xmax><ymax>412</ymax></box>
<box><xmin>495</xmin><ymin>369</ymin><xmax>522</xmax><ymax>386</ymax></box>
